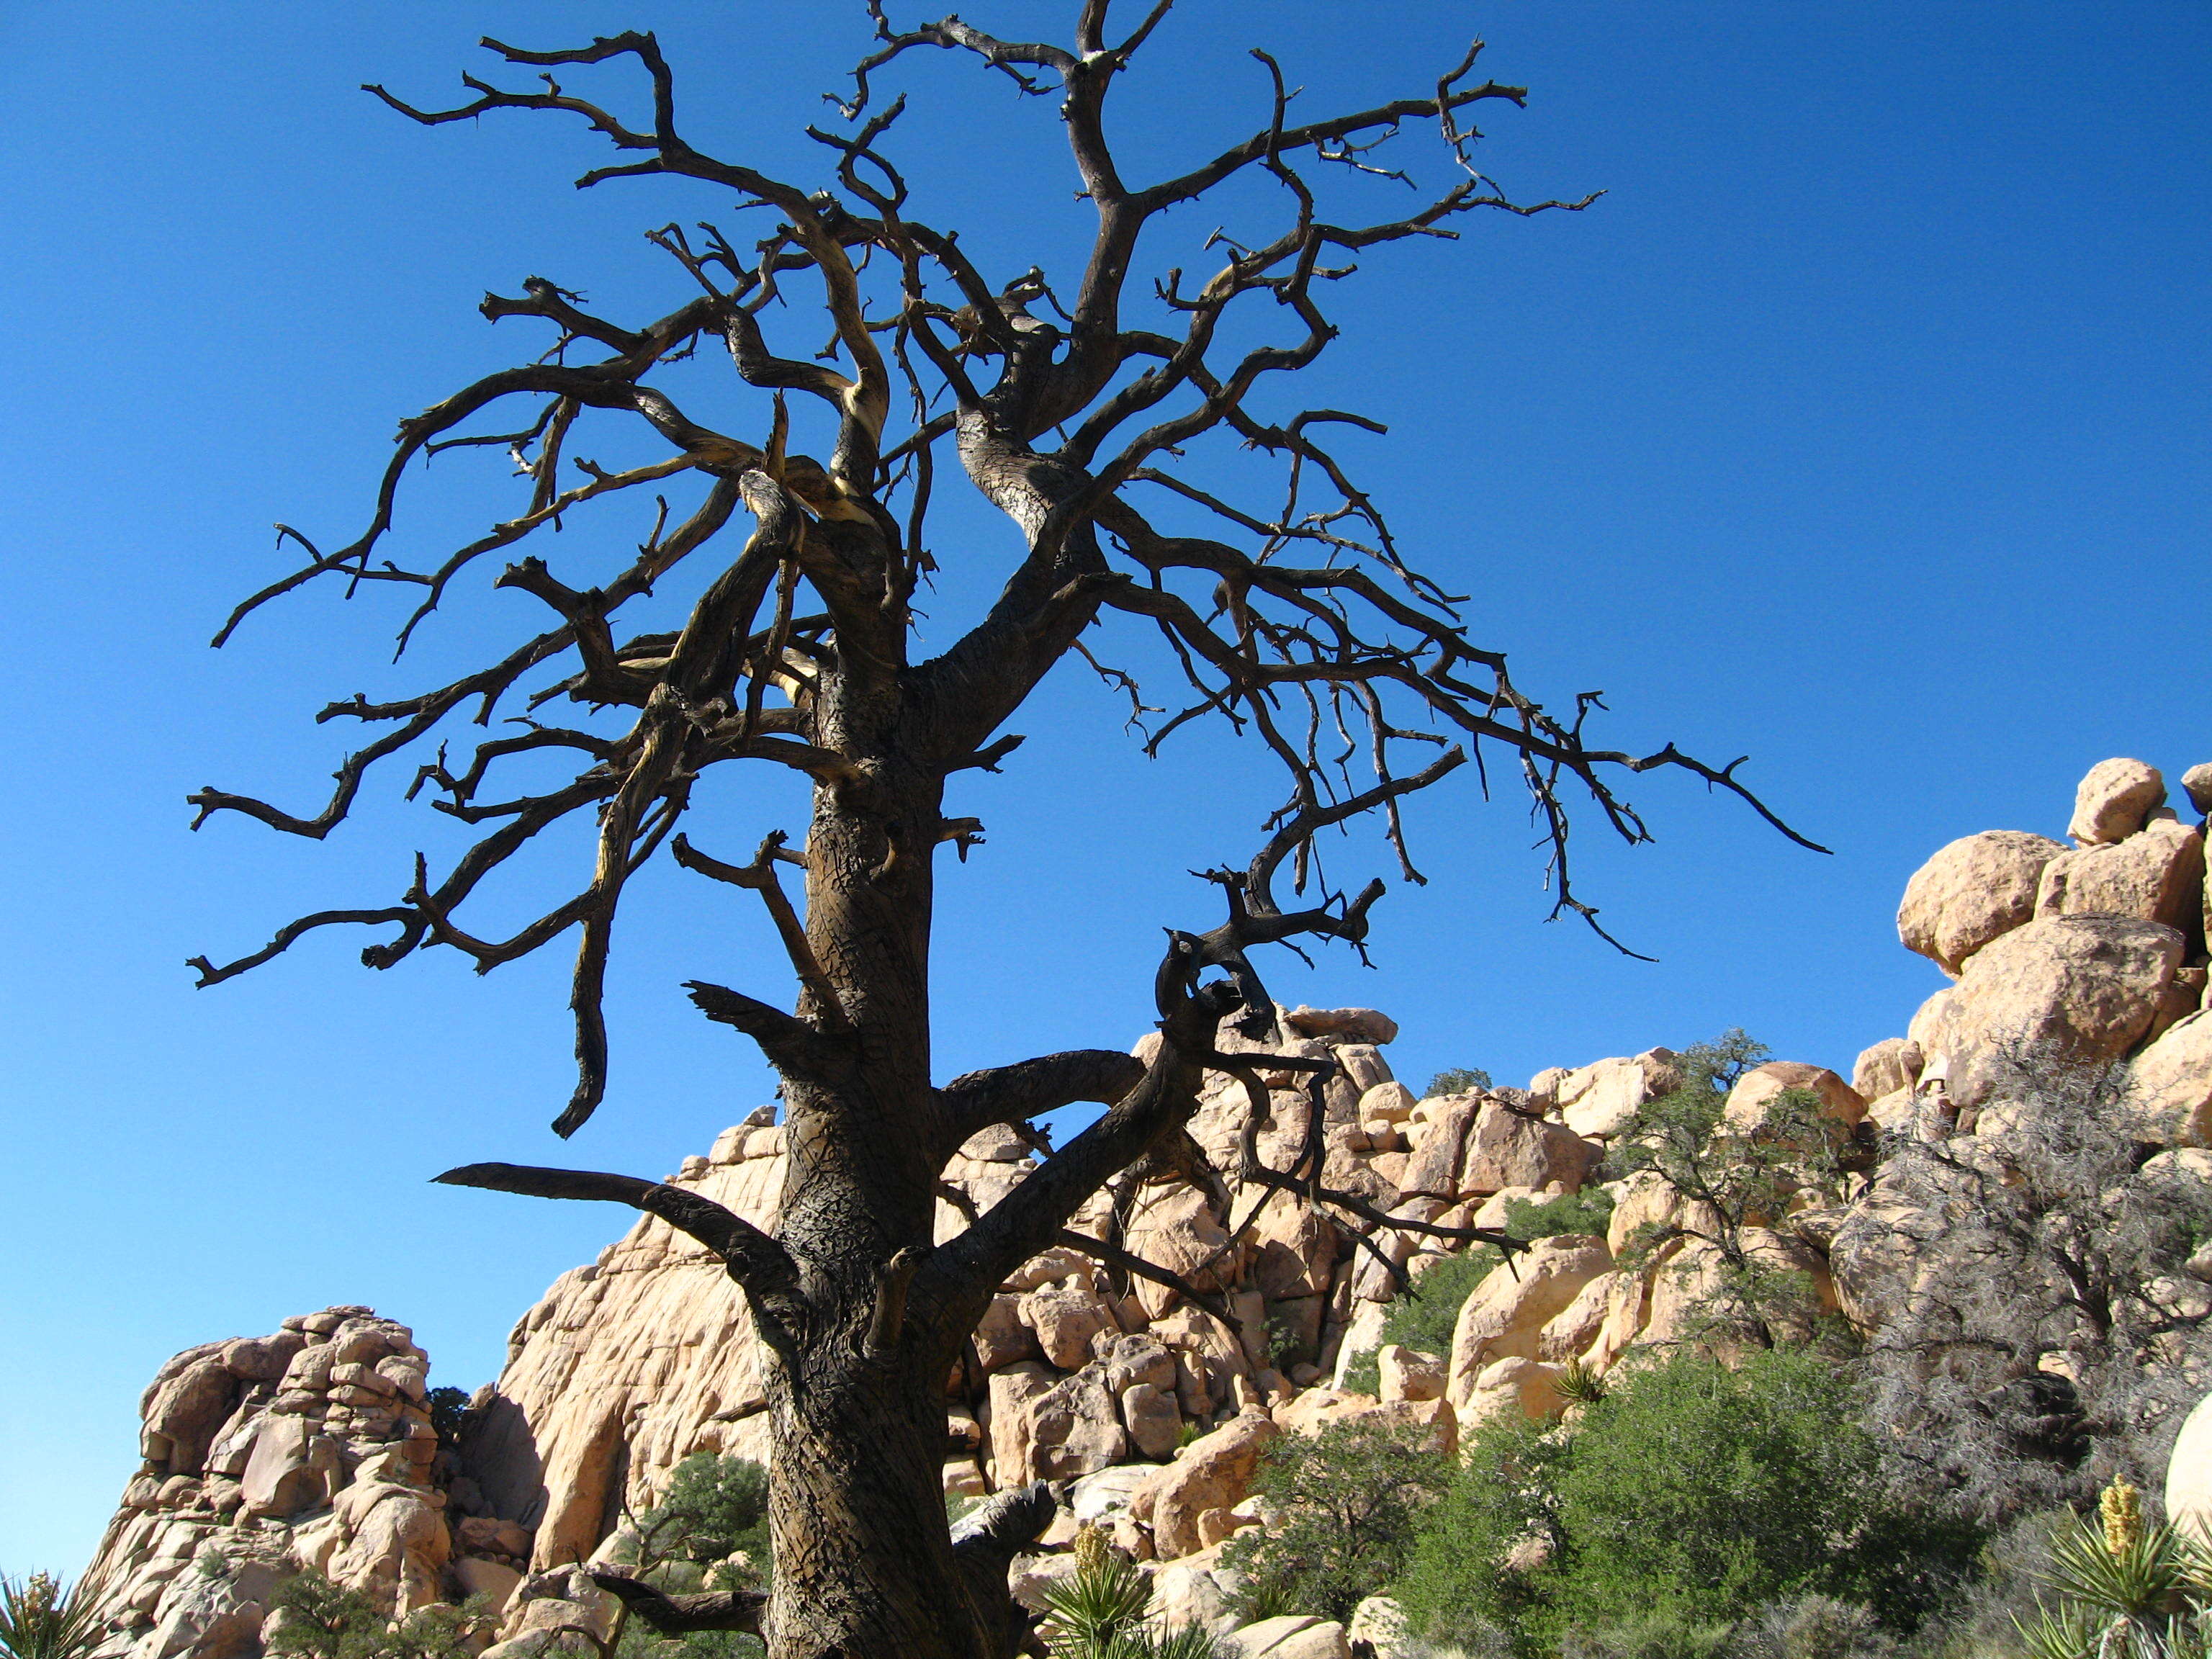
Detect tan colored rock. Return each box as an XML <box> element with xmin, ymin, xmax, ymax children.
<box><xmin>1460</xmin><ymin>1100</ymin><xmax>1599</xmax><ymax>1195</ymax></box>
<box><xmin>2128</xmin><ymin>1010</ymin><xmax>2212</xmax><ymax>1145</ymax></box>
<box><xmin>2038</xmin><ymin>817</ymin><xmax>2206</xmax><ymax>933</ymax></box>
<box><xmin>1002</xmin><ymin>1244</ymin><xmax>1100</xmax><ymax>1293</ymax></box>
<box><xmin>1910</xmin><ymin>914</ymin><xmax>2186</xmax><ymax>1107</ymax></box>
<box><xmin>1555</xmin><ymin>1051</ymin><xmax>1680</xmax><ymax>1141</ymax></box>
<box><xmin>142</xmin><ymin>1359</ymin><xmax>239</xmax><ymax>1476</ymax></box>
<box><xmin>2183</xmin><ymin>765</ymin><xmax>2212</xmax><ymax>817</ymax></box>
<box><xmin>1447</xmin><ymin>1236</ymin><xmax>1611</xmax><ymax>1406</ymax></box>
<box><xmin>973</xmin><ymin>1293</ymin><xmax>1043</xmax><ymax>1372</ymax></box>
<box><xmin>1604</xmin><ymin>1172</ymin><xmax>1718</xmax><ymax>1259</ymax></box>
<box><xmin>1863</xmin><ymin>1087</ymin><xmax>1919</xmax><ymax>1135</ymax></box>
<box><xmin>1222</xmin><ymin>1615</ymin><xmax>1351</xmax><ymax>1658</ymax></box>
<box><xmin>1459</xmin><ymin>1356</ymin><xmax>1562</xmax><ymax>1426</ymax></box>
<box><xmin>1537</xmin><ymin>1271</ymin><xmax>1619</xmax><ymax>1362</ymax></box>
<box><xmin>1120</xmin><ymin>1382</ymin><xmax>1182</xmax><ymax>1460</ymax></box>
<box><xmin>2071</xmin><ymin>758</ymin><xmax>2167</xmax><ymax>845</ymax></box>
<box><xmin>1097</xmin><ymin>1332</ymin><xmax>1177</xmax><ymax>1395</ymax></box>
<box><xmin>220</xmin><ymin>1334</ymin><xmax>305</xmax><ymax>1382</ymax></box>
<box><xmin>324</xmin><ymin>1471</ymin><xmax>451</xmax><ymax>1612</ymax></box>
<box><xmin>1375</xmin><ymin>1345</ymin><xmax>1443</xmax><ymax>1403</ymax></box>
<box><xmin>1028</xmin><ymin>1368</ymin><xmax>1128</xmax><ymax>1480</ymax></box>
<box><xmin>1583</xmin><ymin>1271</ymin><xmax>1653</xmax><ymax>1372</ymax></box>
<box><xmin>1249</xmin><ymin>1195</ymin><xmax>1339</xmax><ymax>1300</ymax></box>
<box><xmin>1020</xmin><ymin>1280</ymin><xmax>1117</xmax><ymax>1371</ymax></box>
<box><xmin>238</xmin><ymin>1414</ymin><xmax>332</xmax><ymax>1519</ymax></box>
<box><xmin>1349</xmin><ymin>1198</ymin><xmax>1447</xmax><ymax>1303</ymax></box>
<box><xmin>454</xmin><ymin>1558</ymin><xmax>523</xmax><ymax>1614</ymax></box>
<box><xmin>1123</xmin><ymin>1184</ymin><xmax>1236</xmax><ymax>1318</ymax></box>
<box><xmin>1723</xmin><ymin>1062</ymin><xmax>1866</xmax><ymax>1132</ymax></box>
<box><xmin>1897</xmin><ymin>831</ymin><xmax>2067</xmax><ymax>974</ymax></box>
<box><xmin>1283</xmin><ymin>1007</ymin><xmax>1398</xmax><ymax>1045</ymax></box>
<box><xmin>1853</xmin><ymin>1038</ymin><xmax>1922</xmax><ymax>1102</ymax></box>
<box><xmin>1397</xmin><ymin>1096</ymin><xmax>1480</xmax><ymax>1198</ymax></box>
<box><xmin>1346</xmin><ymin>1597</ymin><xmax>1410</xmax><ymax>1658</ymax></box>
<box><xmin>2168</xmin><ymin>1388</ymin><xmax>2212</xmax><ymax>1542</ymax></box>
<box><xmin>1132</xmin><ymin>1408</ymin><xmax>1279</xmax><ymax>1560</ymax></box>
<box><xmin>986</xmin><ymin>1362</ymin><xmax>1057</xmax><ymax>1488</ymax></box>
<box><xmin>1328</xmin><ymin>1302</ymin><xmax>1389</xmax><ymax>1390</ymax></box>
<box><xmin>1359</xmin><ymin>1082</ymin><xmax>1417</xmax><ymax>1125</ymax></box>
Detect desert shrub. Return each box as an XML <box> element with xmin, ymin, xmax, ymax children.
<box><xmin>1428</xmin><ymin>1068</ymin><xmax>1494</xmax><ymax>1097</ymax></box>
<box><xmin>1342</xmin><ymin>1247</ymin><xmax>1501</xmax><ymax>1394</ymax></box>
<box><xmin>1857</xmin><ymin>1054</ymin><xmax>2212</xmax><ymax>1523</ymax></box>
<box><xmin>626</xmin><ymin>1454</ymin><xmax>771</xmax><ymax>1583</ymax></box>
<box><xmin>426</xmin><ymin>1386</ymin><xmax>471</xmax><ymax>1445</ymax></box>
<box><xmin>1395</xmin><ymin>1406</ymin><xmax>1572</xmax><ymax>1650</ymax></box>
<box><xmin>1503</xmin><ymin>1188</ymin><xmax>1615</xmax><ymax>1243</ymax></box>
<box><xmin>1397</xmin><ymin>1349</ymin><xmax>1978</xmax><ymax>1656</ymax></box>
<box><xmin>264</xmin><ymin>1573</ymin><xmax>485</xmax><ymax>1659</ymax></box>
<box><xmin>1221</xmin><ymin>1414</ymin><xmax>1451</xmax><ymax>1623</ymax></box>
<box><xmin>0</xmin><ymin>1574</ymin><xmax>103</xmax><ymax>1659</ymax></box>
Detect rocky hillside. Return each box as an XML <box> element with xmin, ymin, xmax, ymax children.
<box><xmin>74</xmin><ymin>756</ymin><xmax>2212</xmax><ymax>1659</ymax></box>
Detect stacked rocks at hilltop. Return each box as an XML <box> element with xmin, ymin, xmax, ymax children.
<box><xmin>74</xmin><ymin>754</ymin><xmax>2212</xmax><ymax>1659</ymax></box>
<box><xmin>81</xmin><ymin>1308</ymin><xmax>468</xmax><ymax>1659</ymax></box>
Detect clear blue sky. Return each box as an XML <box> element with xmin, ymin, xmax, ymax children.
<box><xmin>1</xmin><ymin>1</ymin><xmax>2204</xmax><ymax>1573</ymax></box>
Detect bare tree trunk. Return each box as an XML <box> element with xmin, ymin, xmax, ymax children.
<box><xmin>768</xmin><ymin>1346</ymin><xmax>981</xmax><ymax>1659</ymax></box>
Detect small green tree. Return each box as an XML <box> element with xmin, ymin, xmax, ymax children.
<box><xmin>1220</xmin><ymin>1415</ymin><xmax>1452</xmax><ymax>1623</ymax></box>
<box><xmin>1610</xmin><ymin>1033</ymin><xmax>1857</xmax><ymax>1352</ymax></box>
<box><xmin>1342</xmin><ymin>1247</ymin><xmax>1502</xmax><ymax>1395</ymax></box>
<box><xmin>1397</xmin><ymin>1349</ymin><xmax>1978</xmax><ymax>1655</ymax></box>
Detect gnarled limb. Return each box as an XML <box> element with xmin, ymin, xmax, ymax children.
<box><xmin>433</xmin><ymin>1161</ymin><xmax>809</xmax><ymax>1352</ymax></box>
<box><xmin>587</xmin><ymin>1574</ymin><xmax>767</xmax><ymax>1637</ymax></box>
<box><xmin>935</xmin><ymin>1049</ymin><xmax>1147</xmax><ymax>1156</ymax></box>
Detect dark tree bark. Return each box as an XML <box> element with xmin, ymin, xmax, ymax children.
<box><xmin>189</xmin><ymin>10</ymin><xmax>1822</xmax><ymax>1656</ymax></box>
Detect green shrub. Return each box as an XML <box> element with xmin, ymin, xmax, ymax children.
<box><xmin>1503</xmin><ymin>1189</ymin><xmax>1614</xmax><ymax>1243</ymax></box>
<box><xmin>626</xmin><ymin>1454</ymin><xmax>771</xmax><ymax>1584</ymax></box>
<box><xmin>264</xmin><ymin>1573</ymin><xmax>485</xmax><ymax>1659</ymax></box>
<box><xmin>2011</xmin><ymin>1483</ymin><xmax>2208</xmax><ymax>1659</ymax></box>
<box><xmin>1427</xmin><ymin>1067</ymin><xmax>1493</xmax><ymax>1097</ymax></box>
<box><xmin>1396</xmin><ymin>1349</ymin><xmax>1979</xmax><ymax>1656</ymax></box>
<box><xmin>1220</xmin><ymin>1414</ymin><xmax>1451</xmax><ymax>1624</ymax></box>
<box><xmin>1342</xmin><ymin>1247</ymin><xmax>1501</xmax><ymax>1395</ymax></box>
<box><xmin>426</xmin><ymin>1386</ymin><xmax>471</xmax><ymax>1446</ymax></box>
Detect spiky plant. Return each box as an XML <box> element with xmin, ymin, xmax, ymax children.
<box><xmin>0</xmin><ymin>1574</ymin><xmax>104</xmax><ymax>1659</ymax></box>
<box><xmin>2013</xmin><ymin>1480</ymin><xmax>2210</xmax><ymax>1659</ymax></box>
<box><xmin>1040</xmin><ymin>1529</ymin><xmax>1151</xmax><ymax>1658</ymax></box>
<box><xmin>1554</xmin><ymin>1359</ymin><xmax>1609</xmax><ymax>1408</ymax></box>
<box><xmin>1038</xmin><ymin>1529</ymin><xmax>1222</xmax><ymax>1659</ymax></box>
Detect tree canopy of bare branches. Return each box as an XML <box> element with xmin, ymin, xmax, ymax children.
<box><xmin>188</xmin><ymin>9</ymin><xmax>1818</xmax><ymax>1656</ymax></box>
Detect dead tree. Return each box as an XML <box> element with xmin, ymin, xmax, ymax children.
<box><xmin>188</xmin><ymin>10</ymin><xmax>1819</xmax><ymax>1657</ymax></box>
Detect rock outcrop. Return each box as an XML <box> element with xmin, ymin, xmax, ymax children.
<box><xmin>74</xmin><ymin>752</ymin><xmax>2212</xmax><ymax>1658</ymax></box>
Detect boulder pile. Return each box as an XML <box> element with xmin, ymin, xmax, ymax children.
<box><xmin>73</xmin><ymin>755</ymin><xmax>2212</xmax><ymax>1658</ymax></box>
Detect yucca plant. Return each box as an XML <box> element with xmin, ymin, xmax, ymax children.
<box><xmin>1554</xmin><ymin>1359</ymin><xmax>1609</xmax><ymax>1408</ymax></box>
<box><xmin>2013</xmin><ymin>1480</ymin><xmax>2211</xmax><ymax>1659</ymax></box>
<box><xmin>0</xmin><ymin>1573</ymin><xmax>104</xmax><ymax>1659</ymax></box>
<box><xmin>1038</xmin><ymin>1527</ymin><xmax>1221</xmax><ymax>1659</ymax></box>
